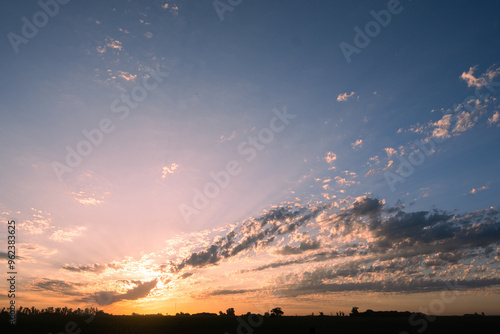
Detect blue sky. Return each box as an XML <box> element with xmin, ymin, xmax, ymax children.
<box><xmin>0</xmin><ymin>0</ymin><xmax>499</xmax><ymax>316</ymax></box>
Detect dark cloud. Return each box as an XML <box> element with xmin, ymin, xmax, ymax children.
<box><xmin>276</xmin><ymin>278</ymin><xmax>500</xmax><ymax>297</ymax></box>
<box><xmin>246</xmin><ymin>250</ymin><xmax>341</xmax><ymax>273</ymax></box>
<box><xmin>62</xmin><ymin>262</ymin><xmax>124</xmax><ymax>274</ymax></box>
<box><xmin>180</xmin><ymin>272</ymin><xmax>193</xmax><ymax>279</ymax></box>
<box><xmin>87</xmin><ymin>279</ymin><xmax>158</xmax><ymax>305</ymax></box>
<box><xmin>113</xmin><ymin>279</ymin><xmax>158</xmax><ymax>302</ymax></box>
<box><xmin>59</xmin><ymin>197</ymin><xmax>500</xmax><ymax>300</ymax></box>
<box><xmin>62</xmin><ymin>264</ymin><xmax>107</xmax><ymax>273</ymax></box>
<box><xmin>277</xmin><ymin>240</ymin><xmax>321</xmax><ymax>255</ymax></box>
<box><xmin>262</xmin><ymin>199</ymin><xmax>500</xmax><ymax>297</ymax></box>
<box><xmin>336</xmin><ymin>197</ymin><xmax>384</xmax><ymax>224</ymax></box>
<box><xmin>366</xmin><ymin>209</ymin><xmax>500</xmax><ymax>257</ymax></box>
<box><xmin>351</xmin><ymin>197</ymin><xmax>384</xmax><ymax>218</ymax></box>
<box><xmin>31</xmin><ymin>279</ymin><xmax>84</xmax><ymax>296</ymax></box>
<box><xmin>207</xmin><ymin>289</ymin><xmax>258</xmax><ymax>296</ymax></box>
<box><xmin>175</xmin><ymin>204</ymin><xmax>330</xmax><ymax>271</ymax></box>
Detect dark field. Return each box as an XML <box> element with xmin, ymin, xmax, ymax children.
<box><xmin>2</xmin><ymin>314</ymin><xmax>500</xmax><ymax>334</ymax></box>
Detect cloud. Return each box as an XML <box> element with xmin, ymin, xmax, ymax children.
<box><xmin>469</xmin><ymin>185</ymin><xmax>488</xmax><ymax>196</ymax></box>
<box><xmin>112</xmin><ymin>279</ymin><xmax>158</xmax><ymax>302</ymax></box>
<box><xmin>174</xmin><ymin>204</ymin><xmax>331</xmax><ymax>271</ymax></box>
<box><xmin>382</xmin><ymin>160</ymin><xmax>394</xmax><ymax>171</ymax></box>
<box><xmin>81</xmin><ymin>279</ymin><xmax>159</xmax><ymax>305</ymax></box>
<box><xmin>162</xmin><ymin>163</ymin><xmax>179</xmax><ymax>178</ymax></box>
<box><xmin>364</xmin><ymin>169</ymin><xmax>378</xmax><ymax>177</ymax></box>
<box><xmin>63</xmin><ymin>263</ymin><xmax>108</xmax><ymax>273</ymax></box>
<box><xmin>207</xmin><ymin>289</ymin><xmax>258</xmax><ymax>296</ymax></box>
<box><xmin>488</xmin><ymin>111</ymin><xmax>499</xmax><ymax>125</ymax></box>
<box><xmin>96</xmin><ymin>37</ymin><xmax>123</xmax><ymax>54</ymax></box>
<box><xmin>324</xmin><ymin>152</ymin><xmax>336</xmax><ymax>163</ymax></box>
<box><xmin>161</xmin><ymin>2</ymin><xmax>179</xmax><ymax>15</ymax></box>
<box><xmin>277</xmin><ymin>276</ymin><xmax>498</xmax><ymax>298</ymax></box>
<box><xmin>117</xmin><ymin>71</ymin><xmax>137</xmax><ymax>81</ymax></box>
<box><xmin>180</xmin><ymin>272</ymin><xmax>193</xmax><ymax>279</ymax></box>
<box><xmin>343</xmin><ymin>197</ymin><xmax>384</xmax><ymax>221</ymax></box>
<box><xmin>219</xmin><ymin>130</ymin><xmax>237</xmax><ymax>143</ymax></box>
<box><xmin>453</xmin><ymin>111</ymin><xmax>474</xmax><ymax>133</ymax></box>
<box><xmin>334</xmin><ymin>176</ymin><xmax>356</xmax><ymax>187</ymax></box>
<box><xmin>351</xmin><ymin>139</ymin><xmax>363</xmax><ymax>149</ymax></box>
<box><xmin>337</xmin><ymin>92</ymin><xmax>355</xmax><ymax>102</ymax></box>
<box><xmin>31</xmin><ymin>279</ymin><xmax>84</xmax><ymax>296</ymax></box>
<box><xmin>384</xmin><ymin>147</ymin><xmax>397</xmax><ymax>157</ymax></box>
<box><xmin>460</xmin><ymin>66</ymin><xmax>500</xmax><ymax>88</ymax></box>
<box><xmin>431</xmin><ymin>114</ymin><xmax>452</xmax><ymax>139</ymax></box>
<box><xmin>62</xmin><ymin>196</ymin><xmax>499</xmax><ymax>301</ymax></box>
<box><xmin>50</xmin><ymin>226</ymin><xmax>87</xmax><ymax>242</ymax></box>
<box><xmin>71</xmin><ymin>171</ymin><xmax>111</xmax><ymax>206</ymax></box>
<box><xmin>368</xmin><ymin>155</ymin><xmax>380</xmax><ymax>165</ymax></box>
<box><xmin>72</xmin><ymin>190</ymin><xmax>106</xmax><ymax>206</ymax></box>
<box><xmin>18</xmin><ymin>209</ymin><xmax>53</xmax><ymax>235</ymax></box>
<box><xmin>106</xmin><ymin>38</ymin><xmax>122</xmax><ymax>50</ymax></box>
<box><xmin>261</xmin><ymin>199</ymin><xmax>500</xmax><ymax>297</ymax></box>
<box><xmin>324</xmin><ymin>151</ymin><xmax>336</xmax><ymax>170</ymax></box>
<box><xmin>276</xmin><ymin>240</ymin><xmax>321</xmax><ymax>255</ymax></box>
<box><xmin>396</xmin><ymin>65</ymin><xmax>500</xmax><ymax>148</ymax></box>
<box><xmin>246</xmin><ymin>250</ymin><xmax>341</xmax><ymax>273</ymax></box>
<box><xmin>20</xmin><ymin>243</ymin><xmax>58</xmax><ymax>261</ymax></box>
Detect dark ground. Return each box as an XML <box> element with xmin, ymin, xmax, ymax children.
<box><xmin>1</xmin><ymin>314</ymin><xmax>499</xmax><ymax>334</ymax></box>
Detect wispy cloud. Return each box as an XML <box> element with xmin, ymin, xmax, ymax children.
<box><xmin>50</xmin><ymin>226</ymin><xmax>87</xmax><ymax>242</ymax></box>
<box><xmin>351</xmin><ymin>139</ymin><xmax>363</xmax><ymax>149</ymax></box>
<box><xmin>72</xmin><ymin>190</ymin><xmax>106</xmax><ymax>206</ymax></box>
<box><xmin>31</xmin><ymin>278</ymin><xmax>84</xmax><ymax>296</ymax></box>
<box><xmin>18</xmin><ymin>209</ymin><xmax>53</xmax><ymax>235</ymax></box>
<box><xmin>162</xmin><ymin>163</ymin><xmax>179</xmax><ymax>178</ymax></box>
<box><xmin>460</xmin><ymin>65</ymin><xmax>500</xmax><ymax>88</ymax></box>
<box><xmin>219</xmin><ymin>130</ymin><xmax>237</xmax><ymax>143</ymax></box>
<box><xmin>337</xmin><ymin>91</ymin><xmax>355</xmax><ymax>102</ymax></box>
<box><xmin>117</xmin><ymin>71</ymin><xmax>137</xmax><ymax>81</ymax></box>
<box><xmin>469</xmin><ymin>185</ymin><xmax>488</xmax><ymax>196</ymax></box>
<box><xmin>488</xmin><ymin>111</ymin><xmax>499</xmax><ymax>126</ymax></box>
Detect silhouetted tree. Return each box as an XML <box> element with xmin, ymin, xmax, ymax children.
<box><xmin>226</xmin><ymin>308</ymin><xmax>235</xmax><ymax>316</ymax></box>
<box><xmin>350</xmin><ymin>307</ymin><xmax>359</xmax><ymax>316</ymax></box>
<box><xmin>271</xmin><ymin>307</ymin><xmax>284</xmax><ymax>317</ymax></box>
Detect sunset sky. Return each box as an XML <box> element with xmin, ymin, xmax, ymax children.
<box><xmin>1</xmin><ymin>0</ymin><xmax>499</xmax><ymax>317</ymax></box>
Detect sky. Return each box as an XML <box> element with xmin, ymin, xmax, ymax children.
<box><xmin>0</xmin><ymin>0</ymin><xmax>499</xmax><ymax>317</ymax></box>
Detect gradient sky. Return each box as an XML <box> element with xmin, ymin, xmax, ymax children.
<box><xmin>1</xmin><ymin>0</ymin><xmax>500</xmax><ymax>316</ymax></box>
